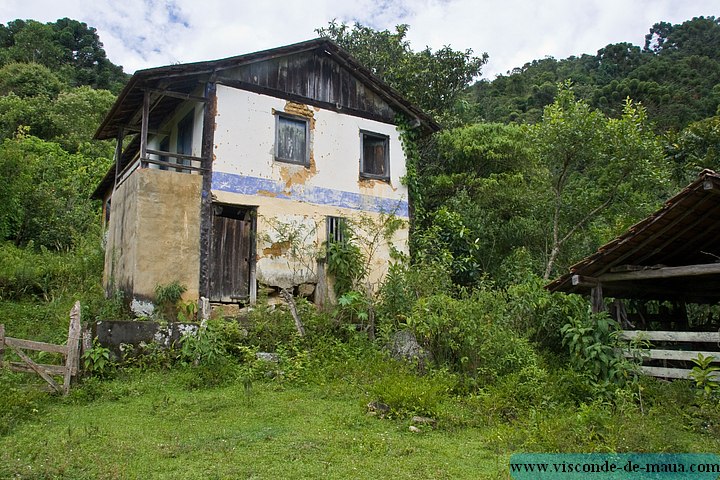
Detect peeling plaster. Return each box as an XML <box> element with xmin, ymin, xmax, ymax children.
<box><xmin>277</xmin><ymin>101</ymin><xmax>319</xmax><ymax>189</ymax></box>
<box><xmin>263</xmin><ymin>240</ymin><xmax>292</xmax><ymax>257</ymax></box>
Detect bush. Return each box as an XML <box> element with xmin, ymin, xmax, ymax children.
<box><xmin>369</xmin><ymin>366</ymin><xmax>455</xmax><ymax>418</ymax></box>
<box><xmin>154</xmin><ymin>281</ymin><xmax>187</xmax><ymax>321</ymax></box>
<box><xmin>0</xmin><ymin>237</ymin><xmax>104</xmax><ymax>301</ymax></box>
<box><xmin>406</xmin><ymin>292</ymin><xmax>539</xmax><ymax>385</ymax></box>
<box><xmin>561</xmin><ymin>311</ymin><xmax>638</xmax><ymax>389</ymax></box>
<box><xmin>502</xmin><ymin>273</ymin><xmax>587</xmax><ymax>352</ymax></box>
<box><xmin>375</xmin><ymin>259</ymin><xmax>454</xmax><ymax>332</ymax></box>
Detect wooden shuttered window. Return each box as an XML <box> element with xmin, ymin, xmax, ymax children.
<box><xmin>275</xmin><ymin>113</ymin><xmax>309</xmax><ymax>165</ymax></box>
<box><xmin>360</xmin><ymin>131</ymin><xmax>389</xmax><ymax>180</ymax></box>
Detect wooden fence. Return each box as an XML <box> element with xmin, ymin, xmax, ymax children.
<box><xmin>0</xmin><ymin>301</ymin><xmax>82</xmax><ymax>395</ymax></box>
<box><xmin>619</xmin><ymin>330</ymin><xmax>720</xmax><ymax>379</ymax></box>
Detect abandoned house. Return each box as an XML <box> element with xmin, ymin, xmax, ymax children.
<box><xmin>91</xmin><ymin>38</ymin><xmax>438</xmax><ymax>309</ymax></box>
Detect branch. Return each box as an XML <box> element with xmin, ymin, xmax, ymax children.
<box><xmin>558</xmin><ymin>194</ymin><xmax>615</xmax><ymax>246</ymax></box>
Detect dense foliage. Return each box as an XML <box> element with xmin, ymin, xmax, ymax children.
<box><xmin>2</xmin><ymin>15</ymin><xmax>720</xmax><ymax>471</ymax></box>
<box><xmin>0</xmin><ymin>18</ymin><xmax>127</xmax><ymax>92</ymax></box>
<box><xmin>0</xmin><ymin>18</ymin><xmax>120</xmax><ymax>250</ymax></box>
<box><xmin>471</xmin><ymin>16</ymin><xmax>720</xmax><ymax>132</ymax></box>
<box><xmin>317</xmin><ymin>21</ymin><xmax>487</xmax><ymax>125</ymax></box>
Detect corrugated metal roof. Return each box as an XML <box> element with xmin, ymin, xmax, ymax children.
<box><xmin>547</xmin><ymin>170</ymin><xmax>720</xmax><ymax>303</ymax></box>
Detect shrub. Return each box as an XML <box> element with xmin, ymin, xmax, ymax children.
<box><xmin>502</xmin><ymin>274</ymin><xmax>587</xmax><ymax>352</ymax></box>
<box><xmin>561</xmin><ymin>311</ymin><xmax>638</xmax><ymax>389</ymax></box>
<box><xmin>406</xmin><ymin>292</ymin><xmax>539</xmax><ymax>385</ymax></box>
<box><xmin>375</xmin><ymin>259</ymin><xmax>454</xmax><ymax>332</ymax></box>
<box><xmin>154</xmin><ymin>281</ymin><xmax>187</xmax><ymax>321</ymax></box>
<box><xmin>369</xmin><ymin>366</ymin><xmax>455</xmax><ymax>418</ymax></box>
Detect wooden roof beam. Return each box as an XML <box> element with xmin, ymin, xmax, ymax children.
<box><xmin>599</xmin><ymin>263</ymin><xmax>720</xmax><ymax>282</ymax></box>
<box><xmin>571</xmin><ymin>275</ymin><xmax>600</xmax><ymax>287</ymax></box>
<box><xmin>703</xmin><ymin>178</ymin><xmax>720</xmax><ymax>194</ymax></box>
<box><xmin>142</xmin><ymin>87</ymin><xmax>207</xmax><ymax>103</ymax></box>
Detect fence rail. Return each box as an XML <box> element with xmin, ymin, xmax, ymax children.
<box><xmin>619</xmin><ymin>329</ymin><xmax>720</xmax><ymax>380</ymax></box>
<box><xmin>0</xmin><ymin>301</ymin><xmax>82</xmax><ymax>395</ymax></box>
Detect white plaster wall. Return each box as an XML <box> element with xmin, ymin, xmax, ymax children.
<box><xmin>213</xmin><ymin>85</ymin><xmax>408</xmax><ymax>206</ymax></box>
<box><xmin>213</xmin><ymin>190</ymin><xmax>408</xmax><ymax>292</ymax></box>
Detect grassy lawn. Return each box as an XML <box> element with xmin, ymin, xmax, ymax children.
<box><xmin>0</xmin><ymin>371</ymin><xmax>508</xmax><ymax>479</ymax></box>
<box><xmin>2</xmin><ymin>292</ymin><xmax>720</xmax><ymax>479</ymax></box>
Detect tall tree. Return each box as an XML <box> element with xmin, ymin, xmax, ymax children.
<box><xmin>317</xmin><ymin>21</ymin><xmax>487</xmax><ymax>124</ymax></box>
<box><xmin>0</xmin><ymin>18</ymin><xmax>127</xmax><ymax>92</ymax></box>
<box><xmin>532</xmin><ymin>84</ymin><xmax>668</xmax><ymax>279</ymax></box>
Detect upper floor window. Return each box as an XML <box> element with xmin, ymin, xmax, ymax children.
<box><xmin>275</xmin><ymin>113</ymin><xmax>309</xmax><ymax>165</ymax></box>
<box><xmin>360</xmin><ymin>130</ymin><xmax>389</xmax><ymax>180</ymax></box>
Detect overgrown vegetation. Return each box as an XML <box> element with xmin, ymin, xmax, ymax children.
<box><xmin>3</xmin><ymin>13</ymin><xmax>720</xmax><ymax>479</ymax></box>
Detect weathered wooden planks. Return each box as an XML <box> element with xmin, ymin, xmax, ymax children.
<box><xmin>0</xmin><ymin>301</ymin><xmax>83</xmax><ymax>395</ymax></box>
<box><xmin>620</xmin><ymin>330</ymin><xmax>720</xmax><ymax>342</ymax></box>
<box><xmin>623</xmin><ymin>348</ymin><xmax>720</xmax><ymax>363</ymax></box>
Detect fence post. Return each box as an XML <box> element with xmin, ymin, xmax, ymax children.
<box><xmin>63</xmin><ymin>301</ymin><xmax>82</xmax><ymax>395</ymax></box>
<box><xmin>0</xmin><ymin>324</ymin><xmax>4</xmax><ymax>364</ymax></box>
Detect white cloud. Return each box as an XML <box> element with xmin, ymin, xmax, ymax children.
<box><xmin>0</xmin><ymin>0</ymin><xmax>717</xmax><ymax>78</ymax></box>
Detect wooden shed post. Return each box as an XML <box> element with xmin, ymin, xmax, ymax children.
<box><xmin>0</xmin><ymin>324</ymin><xmax>4</xmax><ymax>364</ymax></box>
<box><xmin>591</xmin><ymin>283</ymin><xmax>605</xmax><ymax>314</ymax></box>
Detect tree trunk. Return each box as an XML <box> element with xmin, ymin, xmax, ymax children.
<box><xmin>544</xmin><ymin>199</ymin><xmax>562</xmax><ymax>280</ymax></box>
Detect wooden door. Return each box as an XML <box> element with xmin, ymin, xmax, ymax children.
<box><xmin>208</xmin><ymin>204</ymin><xmax>254</xmax><ymax>302</ymax></box>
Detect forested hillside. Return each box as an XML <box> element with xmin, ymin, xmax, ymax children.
<box><xmin>0</xmin><ymin>18</ymin><xmax>125</xmax><ymax>252</ymax></box>
<box><xmin>471</xmin><ymin>16</ymin><xmax>720</xmax><ymax>131</ymax></box>
<box><xmin>322</xmin><ymin>17</ymin><xmax>720</xmax><ymax>283</ymax></box>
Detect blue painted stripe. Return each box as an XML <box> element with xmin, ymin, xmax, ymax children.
<box><xmin>212</xmin><ymin>171</ymin><xmax>409</xmax><ymax>217</ymax></box>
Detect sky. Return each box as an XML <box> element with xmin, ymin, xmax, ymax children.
<box><xmin>0</xmin><ymin>0</ymin><xmax>717</xmax><ymax>79</ymax></box>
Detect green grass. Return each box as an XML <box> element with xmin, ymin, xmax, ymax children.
<box><xmin>0</xmin><ymin>371</ymin><xmax>508</xmax><ymax>479</ymax></box>
<box><xmin>2</xmin><ymin>357</ymin><xmax>720</xmax><ymax>480</ymax></box>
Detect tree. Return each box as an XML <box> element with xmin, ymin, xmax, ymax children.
<box><xmin>0</xmin><ymin>130</ymin><xmax>111</xmax><ymax>249</ymax></box>
<box><xmin>0</xmin><ymin>18</ymin><xmax>127</xmax><ymax>92</ymax></box>
<box><xmin>666</xmin><ymin>115</ymin><xmax>720</xmax><ymax>184</ymax></box>
<box><xmin>317</xmin><ymin>21</ymin><xmax>487</xmax><ymax>124</ymax></box>
<box><xmin>0</xmin><ymin>62</ymin><xmax>62</xmax><ymax>98</ymax></box>
<box><xmin>531</xmin><ymin>84</ymin><xmax>669</xmax><ymax>279</ymax></box>
<box><xmin>414</xmin><ymin>123</ymin><xmax>548</xmax><ymax>284</ymax></box>
<box><xmin>48</xmin><ymin>86</ymin><xmax>116</xmax><ymax>152</ymax></box>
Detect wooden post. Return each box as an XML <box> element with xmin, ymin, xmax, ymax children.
<box><xmin>140</xmin><ymin>91</ymin><xmax>150</xmax><ymax>168</ymax></box>
<box><xmin>63</xmin><ymin>301</ymin><xmax>82</xmax><ymax>395</ymax></box>
<box><xmin>0</xmin><ymin>324</ymin><xmax>4</xmax><ymax>364</ymax></box>
<box><xmin>279</xmin><ymin>288</ymin><xmax>305</xmax><ymax>337</ymax></box>
<box><xmin>591</xmin><ymin>284</ymin><xmax>605</xmax><ymax>314</ymax></box>
<box><xmin>81</xmin><ymin>324</ymin><xmax>93</xmax><ymax>361</ymax></box>
<box><xmin>198</xmin><ymin>82</ymin><xmax>217</xmax><ymax>300</ymax></box>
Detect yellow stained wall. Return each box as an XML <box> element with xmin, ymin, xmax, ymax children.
<box><xmin>104</xmin><ymin>169</ymin><xmax>202</xmax><ymax>301</ymax></box>
<box><xmin>212</xmin><ymin>190</ymin><xmax>409</xmax><ymax>296</ymax></box>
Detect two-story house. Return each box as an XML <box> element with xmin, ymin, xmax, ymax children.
<box><xmin>92</xmin><ymin>38</ymin><xmax>438</xmax><ymax>309</ymax></box>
